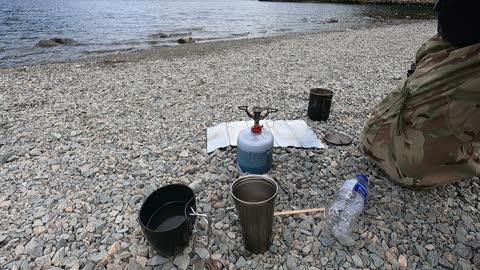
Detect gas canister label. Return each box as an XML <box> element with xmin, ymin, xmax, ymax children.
<box><xmin>237</xmin><ymin>148</ymin><xmax>272</xmax><ymax>174</ymax></box>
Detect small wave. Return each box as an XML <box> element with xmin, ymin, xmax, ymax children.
<box><xmin>177</xmin><ymin>27</ymin><xmax>203</xmax><ymax>32</ymax></box>
<box><xmin>191</xmin><ymin>37</ymin><xmax>228</xmax><ymax>42</ymax></box>
<box><xmin>145</xmin><ymin>40</ymin><xmax>175</xmax><ymax>46</ymax></box>
<box><xmin>81</xmin><ymin>47</ymin><xmax>134</xmax><ymax>55</ymax></box>
<box><xmin>0</xmin><ymin>50</ymin><xmax>42</xmax><ymax>60</ymax></box>
<box><xmin>86</xmin><ymin>40</ymin><xmax>144</xmax><ymax>46</ymax></box>
<box><xmin>231</xmin><ymin>32</ymin><xmax>250</xmax><ymax>37</ymax></box>
<box><xmin>148</xmin><ymin>31</ymin><xmax>192</xmax><ymax>39</ymax></box>
<box><xmin>188</xmin><ymin>27</ymin><xmax>203</xmax><ymax>31</ymax></box>
<box><xmin>277</xmin><ymin>28</ymin><xmax>293</xmax><ymax>32</ymax></box>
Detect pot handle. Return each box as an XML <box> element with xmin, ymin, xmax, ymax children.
<box><xmin>189</xmin><ymin>207</ymin><xmax>212</xmax><ymax>250</ymax></box>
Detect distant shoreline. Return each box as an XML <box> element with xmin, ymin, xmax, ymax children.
<box><xmin>258</xmin><ymin>0</ymin><xmax>435</xmax><ymax>5</ymax></box>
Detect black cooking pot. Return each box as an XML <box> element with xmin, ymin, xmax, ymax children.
<box><xmin>138</xmin><ymin>184</ymin><xmax>196</xmax><ymax>257</ymax></box>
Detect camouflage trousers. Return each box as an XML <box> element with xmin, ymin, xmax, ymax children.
<box><xmin>359</xmin><ymin>35</ymin><xmax>480</xmax><ymax>188</ymax></box>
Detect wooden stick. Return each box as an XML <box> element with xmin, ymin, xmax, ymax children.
<box><xmin>274</xmin><ymin>208</ymin><xmax>325</xmax><ymax>216</ymax></box>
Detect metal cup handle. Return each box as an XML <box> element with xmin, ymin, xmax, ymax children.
<box><xmin>189</xmin><ymin>207</ymin><xmax>212</xmax><ymax>250</ymax></box>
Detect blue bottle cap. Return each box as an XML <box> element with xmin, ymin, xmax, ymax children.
<box><xmin>356</xmin><ymin>174</ymin><xmax>368</xmax><ymax>183</ymax></box>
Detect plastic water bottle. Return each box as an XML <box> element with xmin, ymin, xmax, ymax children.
<box><xmin>325</xmin><ymin>175</ymin><xmax>368</xmax><ymax>243</ymax></box>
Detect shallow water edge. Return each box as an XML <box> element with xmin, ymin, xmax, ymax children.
<box><xmin>1</xmin><ymin>19</ymin><xmax>435</xmax><ymax>69</ymax></box>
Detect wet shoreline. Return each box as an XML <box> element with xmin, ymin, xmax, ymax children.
<box><xmin>259</xmin><ymin>0</ymin><xmax>435</xmax><ymax>5</ymax></box>
<box><xmin>1</xmin><ymin>19</ymin><xmax>434</xmax><ymax>69</ymax></box>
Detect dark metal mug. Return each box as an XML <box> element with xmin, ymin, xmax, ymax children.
<box><xmin>308</xmin><ymin>88</ymin><xmax>334</xmax><ymax>121</ymax></box>
<box><xmin>231</xmin><ymin>175</ymin><xmax>278</xmax><ymax>254</ymax></box>
<box><xmin>138</xmin><ymin>184</ymin><xmax>210</xmax><ymax>257</ymax></box>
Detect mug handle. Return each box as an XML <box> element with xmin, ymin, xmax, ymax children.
<box><xmin>189</xmin><ymin>207</ymin><xmax>212</xmax><ymax>249</ymax></box>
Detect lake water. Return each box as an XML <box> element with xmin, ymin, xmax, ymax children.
<box><xmin>0</xmin><ymin>0</ymin><xmax>434</xmax><ymax>67</ymax></box>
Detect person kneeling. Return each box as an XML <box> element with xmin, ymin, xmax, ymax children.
<box><xmin>359</xmin><ymin>0</ymin><xmax>480</xmax><ymax>188</ymax></box>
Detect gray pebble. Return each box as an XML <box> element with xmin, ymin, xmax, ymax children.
<box><xmin>173</xmin><ymin>254</ymin><xmax>190</xmax><ymax>270</ymax></box>
<box><xmin>473</xmin><ymin>253</ymin><xmax>480</xmax><ymax>268</ymax></box>
<box><xmin>25</xmin><ymin>238</ymin><xmax>43</xmax><ymax>259</ymax></box>
<box><xmin>370</xmin><ymin>253</ymin><xmax>384</xmax><ymax>268</ymax></box>
<box><xmin>454</xmin><ymin>243</ymin><xmax>472</xmax><ymax>260</ymax></box>
<box><xmin>147</xmin><ymin>255</ymin><xmax>168</xmax><ymax>266</ymax></box>
<box><xmin>195</xmin><ymin>247</ymin><xmax>210</xmax><ymax>260</ymax></box>
<box><xmin>188</xmin><ymin>180</ymin><xmax>202</xmax><ymax>193</ymax></box>
<box><xmin>352</xmin><ymin>254</ymin><xmax>363</xmax><ymax>268</ymax></box>
<box><xmin>34</xmin><ymin>255</ymin><xmax>51</xmax><ymax>267</ymax></box>
<box><xmin>286</xmin><ymin>255</ymin><xmax>297</xmax><ymax>270</ymax></box>
<box><xmin>88</xmin><ymin>251</ymin><xmax>107</xmax><ymax>263</ymax></box>
<box><xmin>236</xmin><ymin>256</ymin><xmax>247</xmax><ymax>268</ymax></box>
<box><xmin>427</xmin><ymin>250</ymin><xmax>439</xmax><ymax>267</ymax></box>
<box><xmin>283</xmin><ymin>229</ymin><xmax>293</xmax><ymax>245</ymax></box>
<box><xmin>0</xmin><ymin>151</ymin><xmax>14</xmax><ymax>163</ymax></box>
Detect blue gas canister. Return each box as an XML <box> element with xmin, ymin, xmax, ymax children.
<box><xmin>236</xmin><ymin>106</ymin><xmax>277</xmax><ymax>175</ymax></box>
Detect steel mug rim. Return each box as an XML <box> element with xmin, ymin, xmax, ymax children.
<box><xmin>230</xmin><ymin>175</ymin><xmax>278</xmax><ymax>205</ymax></box>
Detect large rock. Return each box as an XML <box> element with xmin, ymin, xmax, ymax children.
<box><xmin>51</xmin><ymin>38</ymin><xmax>77</xmax><ymax>45</ymax></box>
<box><xmin>36</xmin><ymin>40</ymin><xmax>59</xmax><ymax>47</ymax></box>
<box><xmin>177</xmin><ymin>37</ymin><xmax>194</xmax><ymax>44</ymax></box>
<box><xmin>36</xmin><ymin>38</ymin><xmax>77</xmax><ymax>47</ymax></box>
<box><xmin>326</xmin><ymin>18</ymin><xmax>339</xmax><ymax>23</ymax></box>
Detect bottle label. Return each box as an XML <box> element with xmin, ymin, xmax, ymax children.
<box><xmin>353</xmin><ymin>181</ymin><xmax>368</xmax><ymax>203</ymax></box>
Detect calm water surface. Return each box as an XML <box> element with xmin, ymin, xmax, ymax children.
<box><xmin>0</xmin><ymin>0</ymin><xmax>434</xmax><ymax>67</ymax></box>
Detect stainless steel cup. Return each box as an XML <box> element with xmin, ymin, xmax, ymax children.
<box><xmin>230</xmin><ymin>175</ymin><xmax>278</xmax><ymax>254</ymax></box>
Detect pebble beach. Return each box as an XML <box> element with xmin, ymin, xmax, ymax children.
<box><xmin>1</xmin><ymin>20</ymin><xmax>479</xmax><ymax>270</ymax></box>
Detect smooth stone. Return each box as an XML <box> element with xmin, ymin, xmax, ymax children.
<box><xmin>427</xmin><ymin>250</ymin><xmax>439</xmax><ymax>267</ymax></box>
<box><xmin>454</xmin><ymin>243</ymin><xmax>472</xmax><ymax>260</ymax></box>
<box><xmin>173</xmin><ymin>254</ymin><xmax>190</xmax><ymax>270</ymax></box>
<box><xmin>398</xmin><ymin>255</ymin><xmax>408</xmax><ymax>268</ymax></box>
<box><xmin>236</xmin><ymin>256</ymin><xmax>247</xmax><ymax>269</ymax></box>
<box><xmin>283</xmin><ymin>229</ymin><xmax>293</xmax><ymax>245</ymax></box>
<box><xmin>0</xmin><ymin>151</ymin><xmax>15</xmax><ymax>163</ymax></box>
<box><xmin>319</xmin><ymin>237</ymin><xmax>333</xmax><ymax>247</ymax></box>
<box><xmin>195</xmin><ymin>247</ymin><xmax>210</xmax><ymax>260</ymax></box>
<box><xmin>302</xmin><ymin>243</ymin><xmax>312</xmax><ymax>254</ymax></box>
<box><xmin>371</xmin><ymin>253</ymin><xmax>384</xmax><ymax>268</ymax></box>
<box><xmin>147</xmin><ymin>256</ymin><xmax>168</xmax><ymax>266</ymax></box>
<box><xmin>286</xmin><ymin>255</ymin><xmax>297</xmax><ymax>270</ymax></box>
<box><xmin>35</xmin><ymin>255</ymin><xmax>51</xmax><ymax>267</ymax></box>
<box><xmin>352</xmin><ymin>254</ymin><xmax>363</xmax><ymax>268</ymax></box>
<box><xmin>473</xmin><ymin>253</ymin><xmax>480</xmax><ymax>267</ymax></box>
<box><xmin>88</xmin><ymin>251</ymin><xmax>107</xmax><ymax>263</ymax></box>
<box><xmin>25</xmin><ymin>238</ymin><xmax>43</xmax><ymax>259</ymax></box>
<box><xmin>415</xmin><ymin>244</ymin><xmax>427</xmax><ymax>260</ymax></box>
<box><xmin>188</xmin><ymin>180</ymin><xmax>202</xmax><ymax>193</ymax></box>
